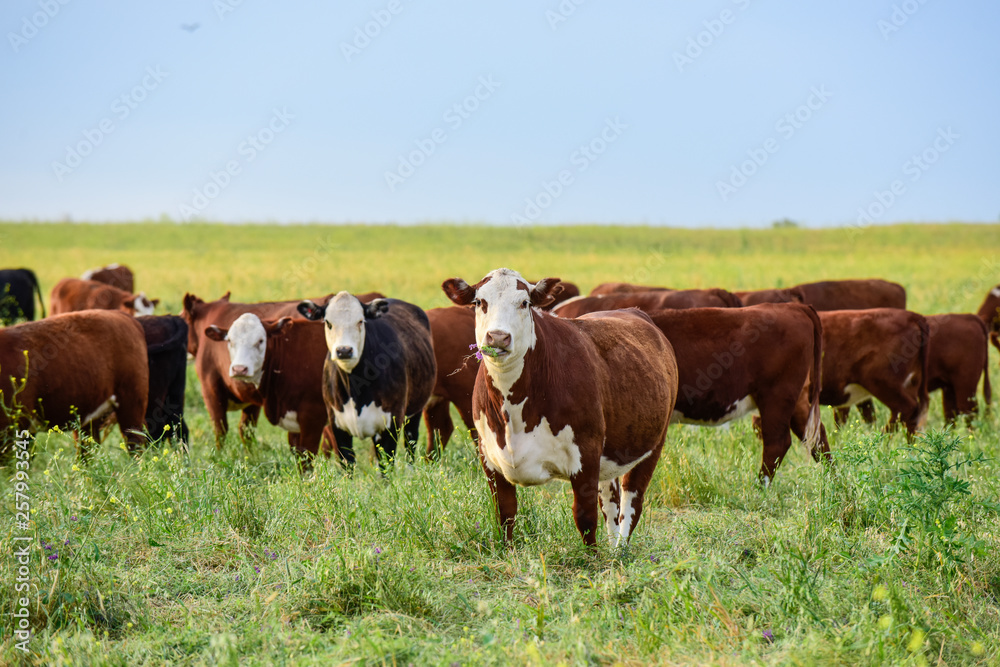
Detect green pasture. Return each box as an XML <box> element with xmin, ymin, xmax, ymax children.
<box><xmin>2</xmin><ymin>221</ymin><xmax>999</xmax><ymax>666</ymax></box>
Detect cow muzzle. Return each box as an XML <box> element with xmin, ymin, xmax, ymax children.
<box><xmin>335</xmin><ymin>346</ymin><xmax>354</xmax><ymax>360</ymax></box>
<box><xmin>230</xmin><ymin>364</ymin><xmax>250</xmax><ymax>378</ymax></box>
<box><xmin>484</xmin><ymin>330</ymin><xmax>511</xmax><ymax>356</ymax></box>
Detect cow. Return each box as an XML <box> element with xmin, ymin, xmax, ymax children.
<box><xmin>820</xmin><ymin>309</ymin><xmax>929</xmax><ymax>435</ymax></box>
<box><xmin>977</xmin><ymin>284</ymin><xmax>1000</xmax><ymax>356</ymax></box>
<box><xmin>50</xmin><ymin>278</ymin><xmax>158</xmax><ymax>317</ymax></box>
<box><xmin>589</xmin><ymin>282</ymin><xmax>671</xmax><ymax>296</ymax></box>
<box><xmin>0</xmin><ymin>310</ymin><xmax>148</xmax><ymax>454</ymax></box>
<box><xmin>423</xmin><ymin>306</ymin><xmax>478</xmax><ymax>457</ymax></box>
<box><xmin>181</xmin><ymin>290</ymin><xmax>383</xmax><ymax>446</ymax></box>
<box><xmin>922</xmin><ymin>314</ymin><xmax>992</xmax><ymax>424</ymax></box>
<box><xmin>137</xmin><ymin>315</ymin><xmax>190</xmax><ymax>445</ymax></box>
<box><xmin>0</xmin><ymin>268</ymin><xmax>46</xmax><ymax>324</ymax></box>
<box><xmin>203</xmin><ymin>314</ymin><xmax>334</xmax><ymax>459</ymax></box>
<box><xmin>646</xmin><ymin>303</ymin><xmax>827</xmax><ymax>485</ymax></box>
<box><xmin>735</xmin><ymin>287</ymin><xmax>803</xmax><ymax>306</ymax></box>
<box><xmin>795</xmin><ymin>279</ymin><xmax>906</xmax><ymax>311</ymax></box>
<box><xmin>552</xmin><ymin>288</ymin><xmax>742</xmax><ymax>318</ymax></box>
<box><xmin>298</xmin><ymin>292</ymin><xmax>436</xmax><ymax>470</ymax></box>
<box><xmin>81</xmin><ymin>263</ymin><xmax>135</xmax><ymax>293</ymax></box>
<box><xmin>442</xmin><ymin>268</ymin><xmax>679</xmax><ymax>548</ymax></box>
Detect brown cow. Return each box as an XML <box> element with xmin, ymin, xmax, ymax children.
<box><xmin>977</xmin><ymin>284</ymin><xmax>1000</xmax><ymax>355</ymax></box>
<box><xmin>820</xmin><ymin>309</ymin><xmax>929</xmax><ymax>435</ymax></box>
<box><xmin>424</xmin><ymin>306</ymin><xmax>478</xmax><ymax>457</ymax></box>
<box><xmin>181</xmin><ymin>291</ymin><xmax>383</xmax><ymax>446</ymax></box>
<box><xmin>589</xmin><ymin>282</ymin><xmax>670</xmax><ymax>296</ymax></box>
<box><xmin>82</xmin><ymin>263</ymin><xmax>134</xmax><ymax>293</ymax></box>
<box><xmin>647</xmin><ymin>303</ymin><xmax>827</xmax><ymax>484</ymax></box>
<box><xmin>204</xmin><ymin>314</ymin><xmax>333</xmax><ymax>459</ymax></box>
<box><xmin>0</xmin><ymin>310</ymin><xmax>149</xmax><ymax>453</ymax></box>
<box><xmin>50</xmin><ymin>278</ymin><xmax>158</xmax><ymax>317</ymax></box>
<box><xmin>923</xmin><ymin>314</ymin><xmax>991</xmax><ymax>423</ymax></box>
<box><xmin>735</xmin><ymin>287</ymin><xmax>803</xmax><ymax>306</ymax></box>
<box><xmin>442</xmin><ymin>268</ymin><xmax>679</xmax><ymax>548</ymax></box>
<box><xmin>737</xmin><ymin>279</ymin><xmax>906</xmax><ymax>311</ymax></box>
<box><xmin>552</xmin><ymin>289</ymin><xmax>742</xmax><ymax>318</ymax></box>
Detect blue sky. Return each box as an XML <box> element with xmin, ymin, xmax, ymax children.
<box><xmin>2</xmin><ymin>0</ymin><xmax>998</xmax><ymax>227</ymax></box>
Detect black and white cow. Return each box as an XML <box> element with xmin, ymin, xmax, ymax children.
<box><xmin>0</xmin><ymin>268</ymin><xmax>46</xmax><ymax>324</ymax></box>
<box><xmin>298</xmin><ymin>292</ymin><xmax>437</xmax><ymax>469</ymax></box>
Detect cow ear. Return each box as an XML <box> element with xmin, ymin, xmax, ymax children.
<box><xmin>298</xmin><ymin>300</ymin><xmax>325</xmax><ymax>321</ymax></box>
<box><xmin>151</xmin><ymin>298</ymin><xmax>161</xmax><ymax>307</ymax></box>
<box><xmin>123</xmin><ymin>297</ymin><xmax>136</xmax><ymax>309</ymax></box>
<box><xmin>220</xmin><ymin>291</ymin><xmax>231</xmax><ymax>302</ymax></box>
<box><xmin>204</xmin><ymin>325</ymin><xmax>227</xmax><ymax>342</ymax></box>
<box><xmin>267</xmin><ymin>316</ymin><xmax>294</xmax><ymax>337</ymax></box>
<box><xmin>530</xmin><ymin>277</ymin><xmax>562</xmax><ymax>308</ymax></box>
<box><xmin>364</xmin><ymin>299</ymin><xmax>389</xmax><ymax>319</ymax></box>
<box><xmin>182</xmin><ymin>293</ymin><xmax>201</xmax><ymax>316</ymax></box>
<box><xmin>442</xmin><ymin>278</ymin><xmax>475</xmax><ymax>306</ymax></box>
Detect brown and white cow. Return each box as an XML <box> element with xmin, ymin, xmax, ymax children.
<box><xmin>977</xmin><ymin>284</ymin><xmax>1000</xmax><ymax>356</ymax></box>
<box><xmin>552</xmin><ymin>288</ymin><xmax>742</xmax><ymax>318</ymax></box>
<box><xmin>298</xmin><ymin>293</ymin><xmax>437</xmax><ymax>470</ymax></box>
<box><xmin>0</xmin><ymin>310</ymin><xmax>149</xmax><ymax>453</ymax></box>
<box><xmin>424</xmin><ymin>306</ymin><xmax>478</xmax><ymax>457</ymax></box>
<box><xmin>646</xmin><ymin>303</ymin><xmax>827</xmax><ymax>484</ymax></box>
<box><xmin>204</xmin><ymin>314</ymin><xmax>334</xmax><ymax>459</ymax></box>
<box><xmin>442</xmin><ymin>268</ymin><xmax>679</xmax><ymax>548</ymax></box>
<box><xmin>82</xmin><ymin>263</ymin><xmax>135</xmax><ymax>293</ymax></box>
<box><xmin>50</xmin><ymin>278</ymin><xmax>158</xmax><ymax>317</ymax></box>
<box><xmin>181</xmin><ymin>291</ymin><xmax>383</xmax><ymax>446</ymax></box>
<box><xmin>820</xmin><ymin>309</ymin><xmax>929</xmax><ymax>434</ymax></box>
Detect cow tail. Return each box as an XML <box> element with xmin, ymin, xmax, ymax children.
<box><xmin>803</xmin><ymin>305</ymin><xmax>823</xmax><ymax>448</ymax></box>
<box><xmin>916</xmin><ymin>315</ymin><xmax>931</xmax><ymax>427</ymax></box>
<box><xmin>29</xmin><ymin>269</ymin><xmax>46</xmax><ymax>318</ymax></box>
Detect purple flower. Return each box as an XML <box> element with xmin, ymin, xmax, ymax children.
<box><xmin>235</xmin><ymin>575</ymin><xmax>240</xmax><ymax>581</ymax></box>
<box><xmin>254</xmin><ymin>565</ymin><xmax>261</xmax><ymax>573</ymax></box>
<box><xmin>763</xmin><ymin>629</ymin><xmax>774</xmax><ymax>643</ymax></box>
<box><xmin>70</xmin><ymin>516</ymin><xmax>78</xmax><ymax>521</ymax></box>
<box><xmin>44</xmin><ymin>543</ymin><xmax>52</xmax><ymax>551</ymax></box>
<box><xmin>649</xmin><ymin>555</ymin><xmax>659</xmax><ymax>563</ymax></box>
<box><xmin>64</xmin><ymin>539</ymin><xmax>71</xmax><ymax>546</ymax></box>
<box><xmin>48</xmin><ymin>554</ymin><xmax>58</xmax><ymax>561</ymax></box>
<box><xmin>374</xmin><ymin>547</ymin><xmax>382</xmax><ymax>555</ymax></box>
<box><xmin>213</xmin><ymin>508</ymin><xmax>219</xmax><ymax>515</ymax></box>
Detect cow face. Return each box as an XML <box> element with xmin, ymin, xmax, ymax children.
<box><xmin>298</xmin><ymin>291</ymin><xmax>388</xmax><ymax>373</ymax></box>
<box><xmin>442</xmin><ymin>268</ymin><xmax>560</xmax><ymax>366</ymax></box>
<box><xmin>204</xmin><ymin>313</ymin><xmax>292</xmax><ymax>386</ymax></box>
<box><xmin>125</xmin><ymin>292</ymin><xmax>158</xmax><ymax>317</ymax></box>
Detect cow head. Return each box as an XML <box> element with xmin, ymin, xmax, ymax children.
<box><xmin>204</xmin><ymin>313</ymin><xmax>293</xmax><ymax>386</ymax></box>
<box><xmin>124</xmin><ymin>292</ymin><xmax>158</xmax><ymax>317</ymax></box>
<box><xmin>298</xmin><ymin>291</ymin><xmax>388</xmax><ymax>372</ymax></box>
<box><xmin>442</xmin><ymin>268</ymin><xmax>560</xmax><ymax>367</ymax></box>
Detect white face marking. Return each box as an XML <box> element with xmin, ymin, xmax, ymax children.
<box><xmin>133</xmin><ymin>293</ymin><xmax>155</xmax><ymax>317</ymax></box>
<box><xmin>334</xmin><ymin>397</ymin><xmax>392</xmax><ymax>439</ymax></box>
<box><xmin>278</xmin><ymin>410</ymin><xmax>300</xmax><ymax>433</ymax></box>
<box><xmin>991</xmin><ymin>286</ymin><xmax>1000</xmax><ymax>298</ymax></box>
<box><xmin>671</xmin><ymin>395</ymin><xmax>759</xmax><ymax>426</ymax></box>
<box><xmin>833</xmin><ymin>383</ymin><xmax>873</xmax><ymax>409</ymax></box>
<box><xmin>472</xmin><ymin>269</ymin><xmax>538</xmax><ymax>396</ymax></box>
<box><xmin>224</xmin><ymin>313</ymin><xmax>268</xmax><ymax>386</ymax></box>
<box><xmin>82</xmin><ymin>395</ymin><xmax>117</xmax><ymax>425</ymax></box>
<box><xmin>474</xmin><ymin>397</ymin><xmax>581</xmax><ymax>487</ymax></box>
<box><xmin>323</xmin><ymin>291</ymin><xmax>366</xmax><ymax>372</ymax></box>
<box><xmin>599</xmin><ymin>480</ymin><xmax>620</xmax><ymax>545</ymax></box>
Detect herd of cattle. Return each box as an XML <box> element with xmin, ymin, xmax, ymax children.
<box><xmin>1</xmin><ymin>263</ymin><xmax>999</xmax><ymax>546</ymax></box>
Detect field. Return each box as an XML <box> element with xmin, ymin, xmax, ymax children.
<box><xmin>2</xmin><ymin>221</ymin><xmax>1000</xmax><ymax>666</ymax></box>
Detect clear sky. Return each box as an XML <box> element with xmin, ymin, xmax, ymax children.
<box><xmin>2</xmin><ymin>0</ymin><xmax>998</xmax><ymax>227</ymax></box>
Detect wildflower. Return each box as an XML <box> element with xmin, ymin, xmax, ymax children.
<box><xmin>152</xmin><ymin>457</ymin><xmax>159</xmax><ymax>463</ymax></box>
<box><xmin>64</xmin><ymin>539</ymin><xmax>70</xmax><ymax>546</ymax></box>
<box><xmin>48</xmin><ymin>554</ymin><xmax>58</xmax><ymax>561</ymax></box>
<box><xmin>254</xmin><ymin>565</ymin><xmax>261</xmax><ymax>573</ymax></box>
<box><xmin>374</xmin><ymin>546</ymin><xmax>382</xmax><ymax>555</ymax></box>
<box><xmin>163</xmin><ymin>424</ymin><xmax>170</xmax><ymax>432</ymax></box>
<box><xmin>166</xmin><ymin>491</ymin><xmax>173</xmax><ymax>499</ymax></box>
<box><xmin>762</xmin><ymin>629</ymin><xmax>774</xmax><ymax>643</ymax></box>
<box><xmin>71</xmin><ymin>465</ymin><xmax>80</xmax><ymax>472</ymax></box>
<box><xmin>166</xmin><ymin>508</ymin><xmax>173</xmax><ymax>515</ymax></box>
<box><xmin>70</xmin><ymin>516</ymin><xmax>77</xmax><ymax>521</ymax></box>
<box><xmin>119</xmin><ymin>443</ymin><xmax>127</xmax><ymax>451</ymax></box>
<box><xmin>235</xmin><ymin>575</ymin><xmax>240</xmax><ymax>581</ymax></box>
<box><xmin>43</xmin><ymin>543</ymin><xmax>52</xmax><ymax>551</ymax></box>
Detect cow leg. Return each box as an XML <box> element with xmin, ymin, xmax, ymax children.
<box><xmin>857</xmin><ymin>399</ymin><xmax>877</xmax><ymax>424</ymax></box>
<box><xmin>756</xmin><ymin>399</ymin><xmax>795</xmax><ymax>486</ymax></box>
<box><xmin>238</xmin><ymin>405</ymin><xmax>261</xmax><ymax>444</ymax></box>
<box><xmin>941</xmin><ymin>386</ymin><xmax>958</xmax><ymax>425</ymax></box>
<box><xmin>294</xmin><ymin>407</ymin><xmax>327</xmax><ymax>459</ymax></box>
<box><xmin>202</xmin><ymin>379</ymin><xmax>230</xmax><ymax>449</ymax></box>
<box><xmin>598</xmin><ymin>479</ymin><xmax>621</xmax><ymax>545</ymax></box>
<box><xmin>868</xmin><ymin>377</ymin><xmax>924</xmax><ymax>436</ymax></box>
<box><xmin>616</xmin><ymin>447</ymin><xmax>664</xmax><ymax>547</ymax></box>
<box><xmin>402</xmin><ymin>413</ymin><xmax>421</xmax><ymax>463</ymax></box>
<box><xmin>475</xmin><ymin>444</ymin><xmax>517</xmax><ymax>544</ymax></box>
<box><xmin>320</xmin><ymin>424</ymin><xmax>336</xmax><ymax>457</ymax></box>
<box><xmin>833</xmin><ymin>407</ymin><xmax>851</xmax><ymax>427</ymax></box>
<box><xmin>331</xmin><ymin>426</ymin><xmax>355</xmax><ymax>469</ymax></box>
<box><xmin>790</xmin><ymin>390</ymin><xmax>830</xmax><ymax>464</ymax></box>
<box><xmin>422</xmin><ymin>398</ymin><xmax>453</xmax><ymax>461</ymax></box>
<box><xmin>569</xmin><ymin>472</ymin><xmax>601</xmax><ymax>548</ymax></box>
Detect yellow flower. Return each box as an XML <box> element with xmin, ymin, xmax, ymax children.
<box><xmin>153</xmin><ymin>457</ymin><xmax>159</xmax><ymax>463</ymax></box>
<box><xmin>71</xmin><ymin>465</ymin><xmax>80</xmax><ymax>472</ymax></box>
<box><xmin>166</xmin><ymin>508</ymin><xmax>173</xmax><ymax>515</ymax></box>
<box><xmin>163</xmin><ymin>424</ymin><xmax>170</xmax><ymax>432</ymax></box>
<box><xmin>109</xmin><ymin>496</ymin><xmax>117</xmax><ymax>504</ymax></box>
<box><xmin>119</xmin><ymin>443</ymin><xmax>127</xmax><ymax>451</ymax></box>
<box><xmin>166</xmin><ymin>491</ymin><xmax>173</xmax><ymax>499</ymax></box>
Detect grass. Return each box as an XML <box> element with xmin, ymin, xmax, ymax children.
<box><xmin>1</xmin><ymin>221</ymin><xmax>999</xmax><ymax>665</ymax></box>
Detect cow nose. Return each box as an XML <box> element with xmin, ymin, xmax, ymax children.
<box><xmin>335</xmin><ymin>346</ymin><xmax>354</xmax><ymax>360</ymax></box>
<box><xmin>485</xmin><ymin>330</ymin><xmax>511</xmax><ymax>350</ymax></box>
<box><xmin>231</xmin><ymin>364</ymin><xmax>249</xmax><ymax>377</ymax></box>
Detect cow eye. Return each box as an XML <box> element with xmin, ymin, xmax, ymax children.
<box><xmin>520</xmin><ymin>300</ymin><xmax>529</xmax><ymax>309</ymax></box>
<box><xmin>472</xmin><ymin>299</ymin><xmax>481</xmax><ymax>306</ymax></box>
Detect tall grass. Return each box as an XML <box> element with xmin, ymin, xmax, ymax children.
<box><xmin>1</xmin><ymin>222</ymin><xmax>998</xmax><ymax>665</ymax></box>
